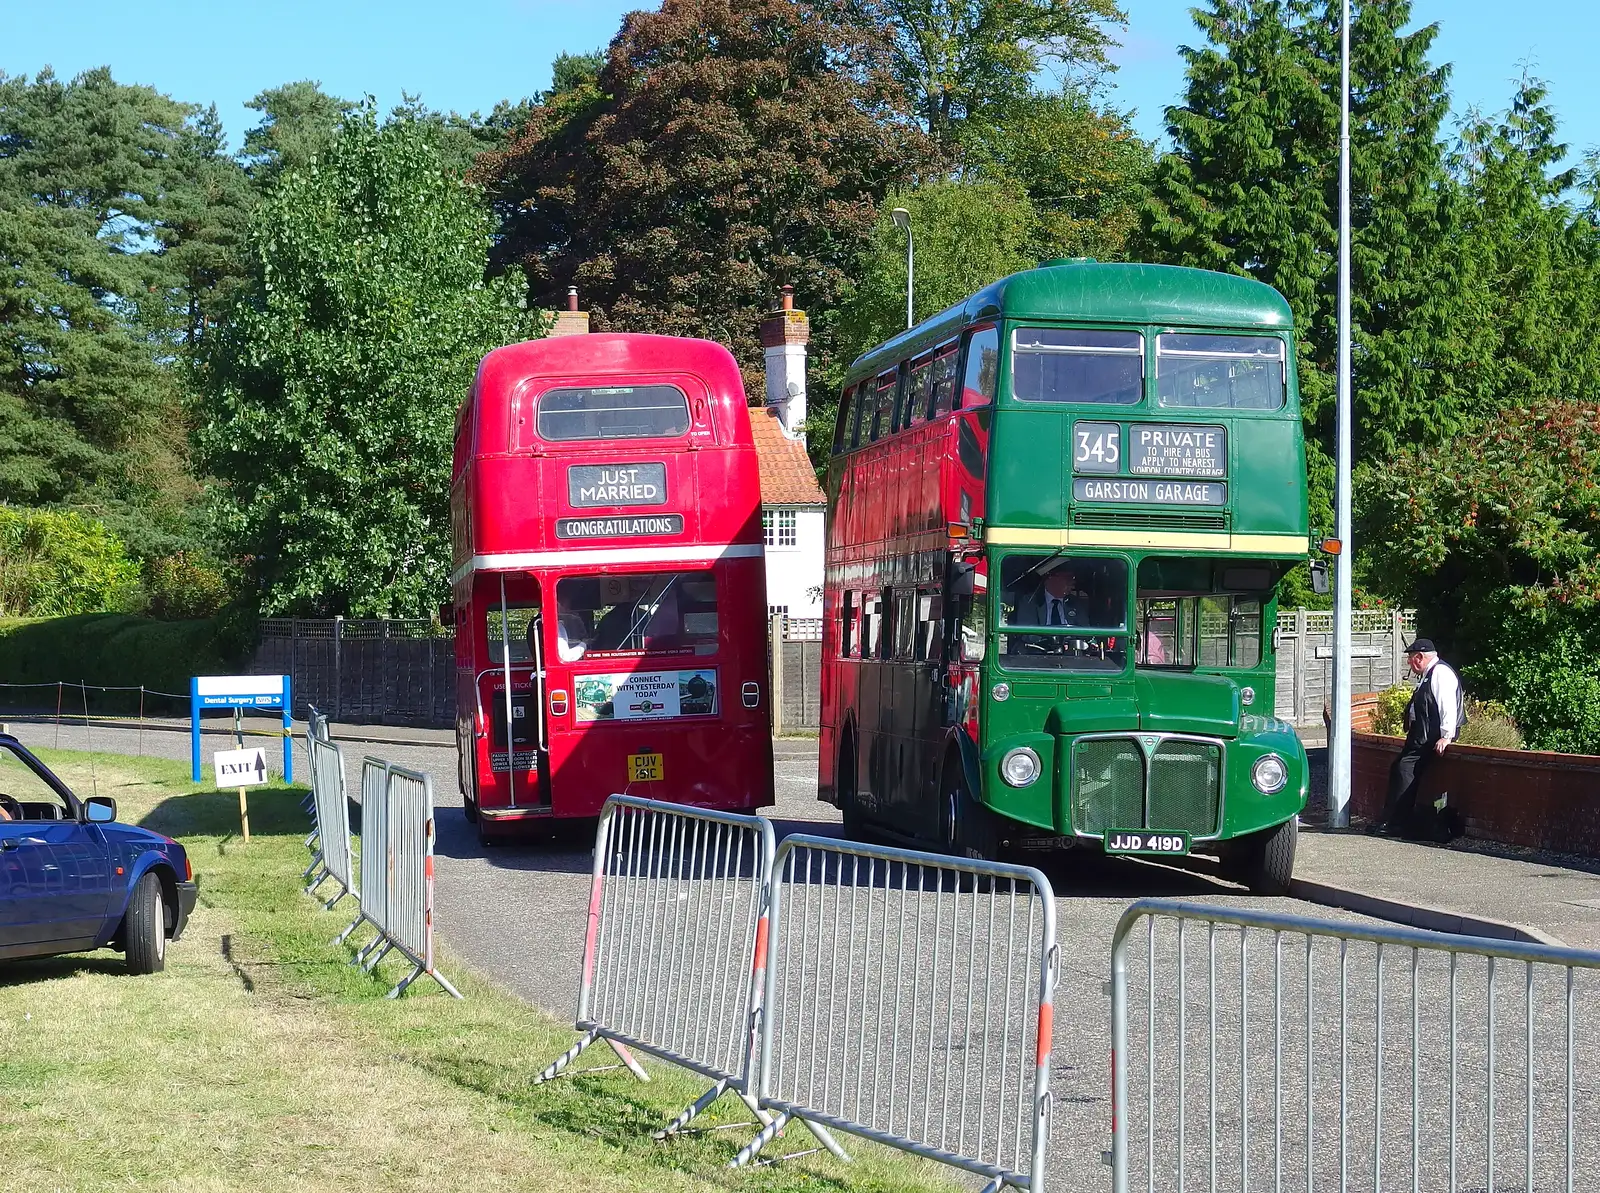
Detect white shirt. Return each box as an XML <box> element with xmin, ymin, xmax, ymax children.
<box><xmin>1426</xmin><ymin>659</ymin><xmax>1462</xmax><ymax>741</ymax></box>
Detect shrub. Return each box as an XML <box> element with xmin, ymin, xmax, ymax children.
<box><xmin>1368</xmin><ymin>683</ymin><xmax>1412</xmax><ymax>737</ymax></box>
<box><xmin>0</xmin><ymin>615</ymin><xmax>235</xmax><ymax>715</ymax></box>
<box><xmin>0</xmin><ymin>507</ymin><xmax>143</xmax><ymax>617</ymax></box>
<box><xmin>1474</xmin><ymin>625</ymin><xmax>1600</xmax><ymax>756</ymax></box>
<box><xmin>143</xmin><ymin>552</ymin><xmax>232</xmax><ymax>620</ymax></box>
<box><xmin>1456</xmin><ymin>699</ymin><xmax>1525</xmax><ymax>751</ymax></box>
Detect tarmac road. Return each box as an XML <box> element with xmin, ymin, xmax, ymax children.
<box><xmin>12</xmin><ymin>719</ymin><xmax>1596</xmax><ymax>1190</ymax></box>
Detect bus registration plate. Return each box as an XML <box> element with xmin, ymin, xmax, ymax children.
<box><xmin>628</xmin><ymin>752</ymin><xmax>664</xmax><ymax>782</ymax></box>
<box><xmin>1105</xmin><ymin>830</ymin><xmax>1190</xmax><ymax>856</ymax></box>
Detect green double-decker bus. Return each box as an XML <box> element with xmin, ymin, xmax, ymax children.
<box><xmin>817</xmin><ymin>260</ymin><xmax>1309</xmax><ymax>892</ymax></box>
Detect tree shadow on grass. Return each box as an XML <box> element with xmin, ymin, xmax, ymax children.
<box><xmin>138</xmin><ymin>784</ymin><xmax>309</xmax><ymax>841</ymax></box>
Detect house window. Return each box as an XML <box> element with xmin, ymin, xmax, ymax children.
<box><xmin>769</xmin><ymin>604</ymin><xmax>789</xmax><ymax>618</ymax></box>
<box><xmin>763</xmin><ymin>507</ymin><xmax>797</xmax><ymax>547</ymax></box>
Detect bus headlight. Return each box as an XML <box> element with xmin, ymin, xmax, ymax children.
<box><xmin>1251</xmin><ymin>754</ymin><xmax>1288</xmax><ymax>795</ymax></box>
<box><xmin>1000</xmin><ymin>747</ymin><xmax>1042</xmax><ymax>788</ymax></box>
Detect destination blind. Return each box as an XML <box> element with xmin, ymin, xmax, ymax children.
<box><xmin>556</xmin><ymin>514</ymin><xmax>685</xmax><ymax>539</ymax></box>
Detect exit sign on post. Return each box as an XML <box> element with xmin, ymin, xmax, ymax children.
<box><xmin>214</xmin><ymin>748</ymin><xmax>269</xmax><ymax>789</ymax></box>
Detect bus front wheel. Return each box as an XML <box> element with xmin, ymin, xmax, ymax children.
<box><xmin>942</xmin><ymin>756</ymin><xmax>998</xmax><ymax>861</ymax></box>
<box><xmin>1227</xmin><ymin>817</ymin><xmax>1298</xmax><ymax>895</ymax></box>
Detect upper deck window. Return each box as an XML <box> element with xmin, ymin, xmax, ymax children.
<box><xmin>1156</xmin><ymin>334</ymin><xmax>1284</xmax><ymax>410</ymax></box>
<box><xmin>1012</xmin><ymin>328</ymin><xmax>1143</xmax><ymax>406</ymax></box>
<box><xmin>537</xmin><ymin>384</ymin><xmax>691</xmax><ymax>442</ymax></box>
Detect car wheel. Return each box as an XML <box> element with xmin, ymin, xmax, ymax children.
<box><xmin>125</xmin><ymin>872</ymin><xmax>168</xmax><ymax>975</ymax></box>
<box><xmin>1231</xmin><ymin>818</ymin><xmax>1298</xmax><ymax>896</ymax></box>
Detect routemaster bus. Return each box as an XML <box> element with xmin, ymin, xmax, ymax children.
<box><xmin>818</xmin><ymin>260</ymin><xmax>1310</xmax><ymax>892</ymax></box>
<box><xmin>450</xmin><ymin>333</ymin><xmax>773</xmax><ymax>843</ymax></box>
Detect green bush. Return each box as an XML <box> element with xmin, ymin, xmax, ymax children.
<box><xmin>1368</xmin><ymin>683</ymin><xmax>1412</xmax><ymax>737</ymax></box>
<box><xmin>0</xmin><ymin>507</ymin><xmax>143</xmax><ymax>617</ymax></box>
<box><xmin>143</xmin><ymin>552</ymin><xmax>232</xmax><ymax>620</ymax></box>
<box><xmin>1456</xmin><ymin>700</ymin><xmax>1525</xmax><ymax>751</ymax></box>
<box><xmin>1473</xmin><ymin>624</ymin><xmax>1600</xmax><ymax>756</ymax></box>
<box><xmin>0</xmin><ymin>615</ymin><xmax>236</xmax><ymax>714</ymax></box>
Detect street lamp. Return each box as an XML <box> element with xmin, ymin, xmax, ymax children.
<box><xmin>891</xmin><ymin>207</ymin><xmax>913</xmax><ymax>330</ymax></box>
<box><xmin>1330</xmin><ymin>0</ymin><xmax>1355</xmax><ymax>827</ymax></box>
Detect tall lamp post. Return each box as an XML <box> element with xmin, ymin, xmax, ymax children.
<box><xmin>1329</xmin><ymin>0</ymin><xmax>1355</xmax><ymax>827</ymax></box>
<box><xmin>891</xmin><ymin>207</ymin><xmax>913</xmax><ymax>329</ymax></box>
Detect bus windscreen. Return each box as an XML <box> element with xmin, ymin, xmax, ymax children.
<box><xmin>1156</xmin><ymin>334</ymin><xmax>1284</xmax><ymax>410</ymax></box>
<box><xmin>537</xmin><ymin>384</ymin><xmax>691</xmax><ymax>441</ymax></box>
<box><xmin>1012</xmin><ymin>328</ymin><xmax>1143</xmax><ymax>405</ymax></box>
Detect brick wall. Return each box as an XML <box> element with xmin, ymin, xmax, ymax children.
<box><xmin>1352</xmin><ymin>732</ymin><xmax>1600</xmax><ymax>859</ymax></box>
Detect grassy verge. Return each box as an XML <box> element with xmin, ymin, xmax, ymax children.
<box><xmin>0</xmin><ymin>751</ymin><xmax>950</xmax><ymax>1193</ymax></box>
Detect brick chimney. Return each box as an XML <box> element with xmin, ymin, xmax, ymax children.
<box><xmin>549</xmin><ymin>285</ymin><xmax>590</xmax><ymax>337</ymax></box>
<box><xmin>759</xmin><ymin>285</ymin><xmax>809</xmax><ymax>440</ymax></box>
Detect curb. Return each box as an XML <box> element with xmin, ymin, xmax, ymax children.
<box><xmin>1289</xmin><ymin>877</ymin><xmax>1565</xmax><ymax>947</ymax></box>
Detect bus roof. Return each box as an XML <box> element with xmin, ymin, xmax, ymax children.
<box><xmin>845</xmin><ymin>261</ymin><xmax>1293</xmax><ymax>383</ymax></box>
<box><xmin>467</xmin><ymin>332</ymin><xmax>754</xmax><ymax>453</ymax></box>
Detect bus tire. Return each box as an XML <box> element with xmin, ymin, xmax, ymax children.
<box><xmin>942</xmin><ymin>755</ymin><xmax>998</xmax><ymax>862</ymax></box>
<box><xmin>837</xmin><ymin>732</ymin><xmax>866</xmax><ymax>840</ymax></box>
<box><xmin>462</xmin><ymin>790</ymin><xmax>479</xmax><ymax>824</ymax></box>
<box><xmin>1232</xmin><ymin>817</ymin><xmax>1297</xmax><ymax>895</ymax></box>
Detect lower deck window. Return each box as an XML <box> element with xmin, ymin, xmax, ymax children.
<box><xmin>556</xmin><ymin>571</ymin><xmax>718</xmax><ymax>661</ymax></box>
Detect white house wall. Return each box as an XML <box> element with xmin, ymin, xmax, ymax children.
<box><xmin>763</xmin><ymin>506</ymin><xmax>824</xmax><ymax>617</ymax></box>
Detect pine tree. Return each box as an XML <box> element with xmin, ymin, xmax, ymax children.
<box><xmin>1135</xmin><ymin>0</ymin><xmax>1457</xmax><ymax>533</ymax></box>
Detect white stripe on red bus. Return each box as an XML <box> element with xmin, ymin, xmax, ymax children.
<box><xmin>450</xmin><ymin>542</ymin><xmax>764</xmax><ymax>585</ymax></box>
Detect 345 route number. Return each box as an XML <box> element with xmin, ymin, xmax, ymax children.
<box><xmin>1074</xmin><ymin>422</ymin><xmax>1121</xmax><ymax>474</ymax></box>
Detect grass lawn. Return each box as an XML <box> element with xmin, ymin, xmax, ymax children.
<box><xmin>0</xmin><ymin>751</ymin><xmax>952</xmax><ymax>1193</ymax></box>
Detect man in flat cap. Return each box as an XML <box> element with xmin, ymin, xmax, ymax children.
<box><xmin>1371</xmin><ymin>638</ymin><xmax>1463</xmax><ymax>837</ymax></box>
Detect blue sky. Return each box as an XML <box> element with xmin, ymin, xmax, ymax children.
<box><xmin>1</xmin><ymin>0</ymin><xmax>1593</xmax><ymax>168</ymax></box>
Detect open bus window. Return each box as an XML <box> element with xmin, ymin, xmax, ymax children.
<box><xmin>487</xmin><ymin>605</ymin><xmax>539</xmax><ymax>665</ymax></box>
<box><xmin>1136</xmin><ymin>594</ymin><xmax>1264</xmax><ymax>668</ymax></box>
<box><xmin>537</xmin><ymin>384</ymin><xmax>691</xmax><ymax>441</ymax></box>
<box><xmin>555</xmin><ymin>572</ymin><xmax>718</xmax><ymax>658</ymax></box>
<box><xmin>1156</xmin><ymin>334</ymin><xmax>1284</xmax><ymax>410</ymax></box>
<box><xmin>997</xmin><ymin>554</ymin><xmax>1128</xmax><ymax>671</ymax></box>
<box><xmin>1012</xmin><ymin>328</ymin><xmax>1143</xmax><ymax>405</ymax></box>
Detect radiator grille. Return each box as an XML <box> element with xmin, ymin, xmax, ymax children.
<box><xmin>1070</xmin><ymin>735</ymin><xmax>1224</xmax><ymax>837</ymax></box>
<box><xmin>1147</xmin><ymin>739</ymin><xmax>1223</xmax><ymax>835</ymax></box>
<box><xmin>1070</xmin><ymin>738</ymin><xmax>1145</xmax><ymax>835</ymax></box>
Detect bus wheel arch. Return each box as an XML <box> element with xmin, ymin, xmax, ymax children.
<box><xmin>837</xmin><ymin>721</ymin><xmax>865</xmax><ymax>837</ymax></box>
<box><xmin>940</xmin><ymin>738</ymin><xmax>997</xmax><ymax>860</ymax></box>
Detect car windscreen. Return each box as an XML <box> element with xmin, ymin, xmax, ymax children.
<box><xmin>0</xmin><ymin>743</ymin><xmax>71</xmax><ymax>820</ymax></box>
<box><xmin>537</xmin><ymin>384</ymin><xmax>691</xmax><ymax>441</ymax></box>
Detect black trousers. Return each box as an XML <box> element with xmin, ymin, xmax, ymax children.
<box><xmin>1381</xmin><ymin>741</ymin><xmax>1435</xmax><ymax>835</ymax></box>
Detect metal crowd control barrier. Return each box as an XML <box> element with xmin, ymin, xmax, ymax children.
<box><xmin>302</xmin><ymin>732</ymin><xmax>357</xmax><ymax>909</ymax></box>
<box><xmin>535</xmin><ymin>797</ymin><xmax>844</xmax><ymax>1153</ymax></box>
<box><xmin>345</xmin><ymin>760</ymin><xmax>460</xmax><ymax>999</ymax></box>
<box><xmin>734</xmin><ymin>834</ymin><xmax>1059</xmax><ymax>1192</ymax></box>
<box><xmin>1110</xmin><ymin>898</ymin><xmax>1600</xmax><ymax>1193</ymax></box>
<box><xmin>301</xmin><ymin>708</ymin><xmax>330</xmax><ymax>847</ymax></box>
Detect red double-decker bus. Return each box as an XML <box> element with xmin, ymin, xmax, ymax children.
<box><xmin>450</xmin><ymin>333</ymin><xmax>774</xmax><ymax>843</ymax></box>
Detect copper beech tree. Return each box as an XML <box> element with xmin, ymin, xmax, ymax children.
<box><xmin>475</xmin><ymin>0</ymin><xmax>929</xmax><ymax>396</ymax></box>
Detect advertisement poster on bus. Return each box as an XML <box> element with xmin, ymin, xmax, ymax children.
<box><xmin>574</xmin><ymin>669</ymin><xmax>718</xmax><ymax>723</ymax></box>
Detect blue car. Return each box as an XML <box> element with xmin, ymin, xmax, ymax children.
<box><xmin>0</xmin><ymin>733</ymin><xmax>198</xmax><ymax>973</ymax></box>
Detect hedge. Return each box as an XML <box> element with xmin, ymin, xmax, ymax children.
<box><xmin>0</xmin><ymin>615</ymin><xmax>236</xmax><ymax>714</ymax></box>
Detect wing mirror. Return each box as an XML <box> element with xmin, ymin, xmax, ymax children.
<box><xmin>1309</xmin><ymin>559</ymin><xmax>1330</xmax><ymax>595</ymax></box>
<box><xmin>84</xmin><ymin>796</ymin><xmax>117</xmax><ymax>824</ymax></box>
